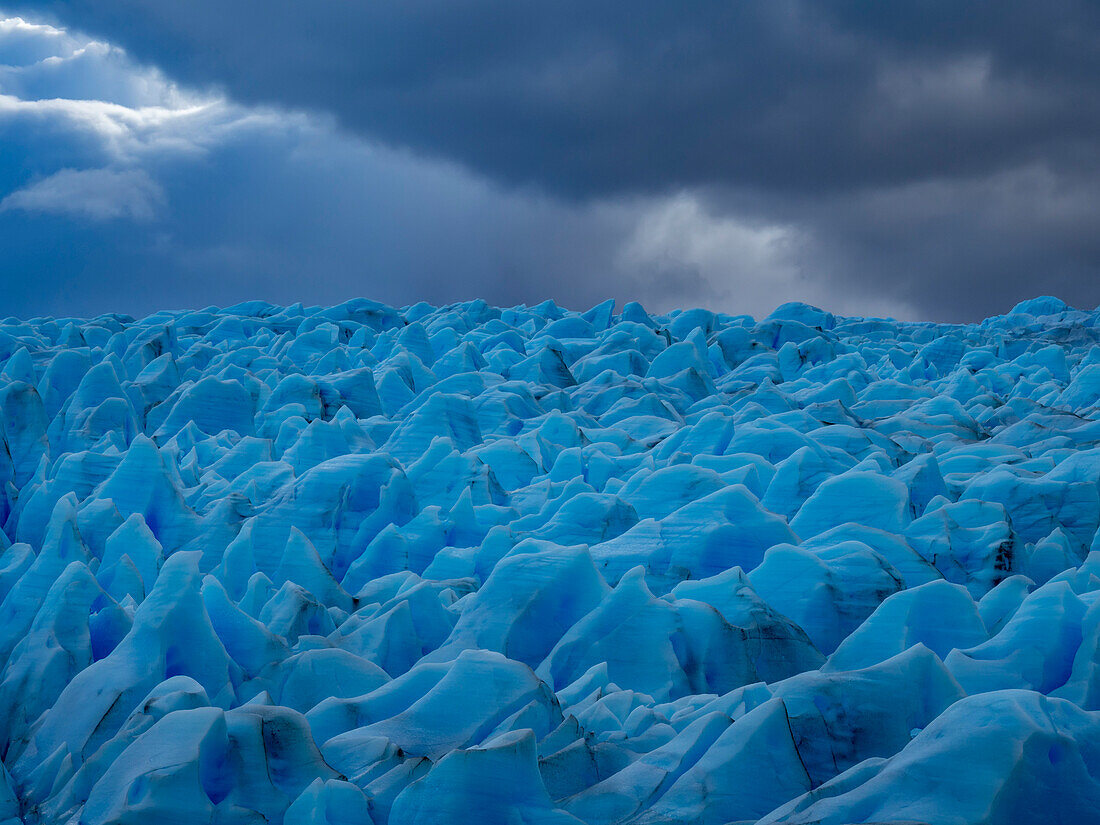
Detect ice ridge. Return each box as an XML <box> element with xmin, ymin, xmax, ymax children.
<box><xmin>0</xmin><ymin>295</ymin><xmax>1098</xmax><ymax>823</ymax></box>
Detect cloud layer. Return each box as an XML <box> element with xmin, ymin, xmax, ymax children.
<box><xmin>2</xmin><ymin>4</ymin><xmax>1099</xmax><ymax>321</ymax></box>
<box><xmin>2</xmin><ymin>167</ymin><xmax>164</xmax><ymax>220</ymax></box>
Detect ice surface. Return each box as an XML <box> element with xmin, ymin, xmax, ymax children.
<box><xmin>0</xmin><ymin>295</ymin><xmax>1099</xmax><ymax>823</ymax></box>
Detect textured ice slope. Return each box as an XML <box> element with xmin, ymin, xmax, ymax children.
<box><xmin>1</xmin><ymin>295</ymin><xmax>1100</xmax><ymax>824</ymax></box>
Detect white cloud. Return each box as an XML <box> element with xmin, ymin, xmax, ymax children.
<box><xmin>1</xmin><ymin>166</ymin><xmax>165</xmax><ymax>220</ymax></box>
<box><xmin>618</xmin><ymin>194</ymin><xmax>803</xmax><ymax>311</ymax></box>
<box><xmin>0</xmin><ymin>15</ymin><xmax>65</xmax><ymax>37</ymax></box>
<box><xmin>614</xmin><ymin>193</ymin><xmax>921</xmax><ymax>319</ymax></box>
<box><xmin>614</xmin><ymin>194</ymin><xmax>809</xmax><ymax>317</ymax></box>
<box><xmin>0</xmin><ymin>12</ymin><xmax>246</xmax><ymax>164</ymax></box>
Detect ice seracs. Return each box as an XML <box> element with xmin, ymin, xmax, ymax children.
<box><xmin>0</xmin><ymin>294</ymin><xmax>1099</xmax><ymax>823</ymax></box>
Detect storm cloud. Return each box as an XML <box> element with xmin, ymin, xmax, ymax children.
<box><xmin>3</xmin><ymin>1</ymin><xmax>1100</xmax><ymax>320</ymax></box>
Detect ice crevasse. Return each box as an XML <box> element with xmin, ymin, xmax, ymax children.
<box><xmin>0</xmin><ymin>294</ymin><xmax>1099</xmax><ymax>823</ymax></box>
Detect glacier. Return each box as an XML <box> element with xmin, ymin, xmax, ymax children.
<box><xmin>0</xmin><ymin>295</ymin><xmax>1098</xmax><ymax>823</ymax></box>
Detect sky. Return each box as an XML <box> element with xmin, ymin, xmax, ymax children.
<box><xmin>1</xmin><ymin>2</ymin><xmax>1098</xmax><ymax>322</ymax></box>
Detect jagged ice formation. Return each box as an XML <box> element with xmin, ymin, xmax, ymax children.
<box><xmin>0</xmin><ymin>295</ymin><xmax>1099</xmax><ymax>823</ymax></box>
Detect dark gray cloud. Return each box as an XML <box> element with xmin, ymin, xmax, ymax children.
<box><xmin>3</xmin><ymin>2</ymin><xmax>1100</xmax><ymax>322</ymax></box>
<box><xmin>18</xmin><ymin>1</ymin><xmax>1100</xmax><ymax>198</ymax></box>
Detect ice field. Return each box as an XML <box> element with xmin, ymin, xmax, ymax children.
<box><xmin>1</xmin><ymin>295</ymin><xmax>1100</xmax><ymax>823</ymax></box>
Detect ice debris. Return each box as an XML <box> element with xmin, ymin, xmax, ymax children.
<box><xmin>0</xmin><ymin>295</ymin><xmax>1098</xmax><ymax>823</ymax></box>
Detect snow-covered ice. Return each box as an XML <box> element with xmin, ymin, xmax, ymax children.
<box><xmin>1</xmin><ymin>295</ymin><xmax>1099</xmax><ymax>823</ymax></box>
